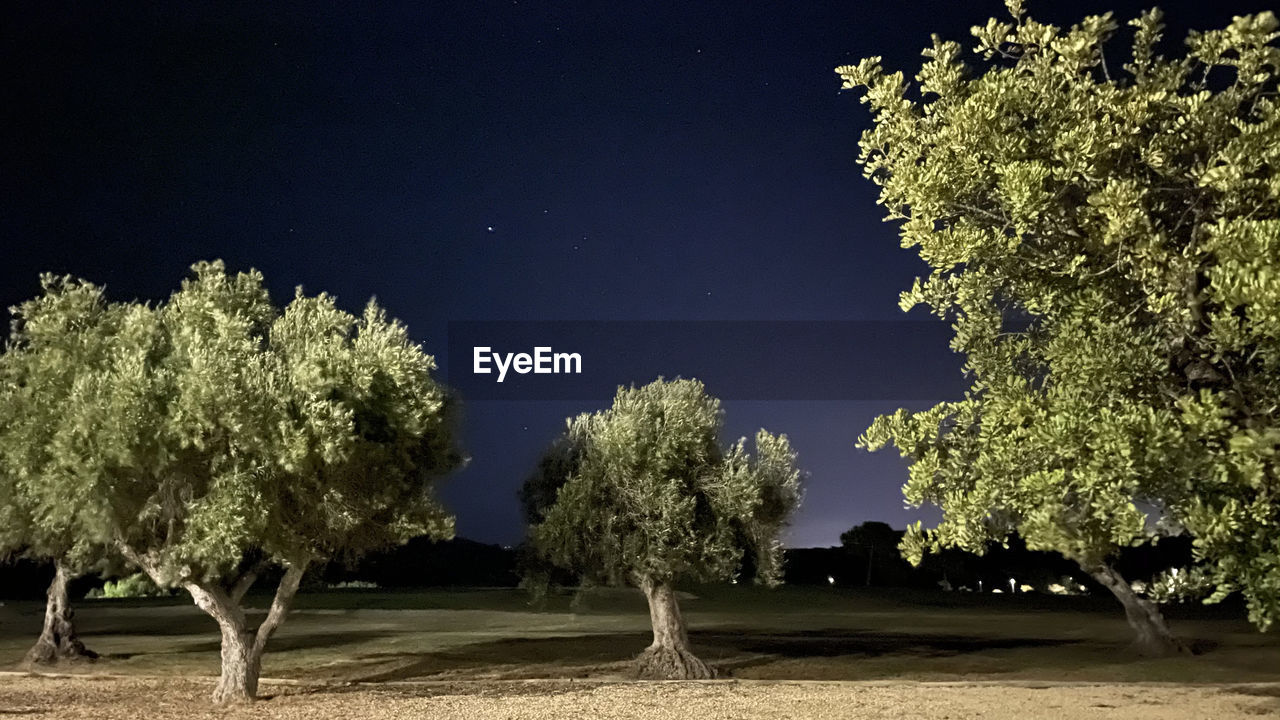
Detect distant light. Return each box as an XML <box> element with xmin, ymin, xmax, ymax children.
<box><xmin>486</xmin><ymin>226</ymin><xmax>495</xmax><ymax>233</ymax></box>
<box><xmin>827</xmin><ymin>575</ymin><xmax>835</xmax><ymax>586</ymax></box>
<box><xmin>1009</xmin><ymin>578</ymin><xmax>1017</xmax><ymax>593</ymax></box>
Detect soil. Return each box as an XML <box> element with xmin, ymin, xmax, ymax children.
<box><xmin>1</xmin><ymin>674</ymin><xmax>1277</xmax><ymax>719</ymax></box>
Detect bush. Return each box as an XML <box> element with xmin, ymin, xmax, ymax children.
<box><xmin>87</xmin><ymin>573</ymin><xmax>172</xmax><ymax>599</ymax></box>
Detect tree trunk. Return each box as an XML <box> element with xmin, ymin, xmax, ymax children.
<box><xmin>183</xmin><ymin>560</ymin><xmax>309</xmax><ymax>704</ymax></box>
<box><xmin>634</xmin><ymin>577</ymin><xmax>713</xmax><ymax>680</ymax></box>
<box><xmin>24</xmin><ymin>562</ymin><xmax>96</xmax><ymax>665</ymax></box>
<box><xmin>213</xmin><ymin>617</ymin><xmax>260</xmax><ymax>703</ymax></box>
<box><xmin>1087</xmin><ymin>562</ymin><xmax>1188</xmax><ymax>657</ymax></box>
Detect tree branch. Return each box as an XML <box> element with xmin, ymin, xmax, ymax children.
<box><xmin>229</xmin><ymin>558</ymin><xmax>271</xmax><ymax>605</ymax></box>
<box><xmin>115</xmin><ymin>540</ymin><xmax>164</xmax><ymax>586</ymax></box>
<box><xmin>948</xmin><ymin>200</ymin><xmax>1012</xmax><ymax>228</ymax></box>
<box><xmin>252</xmin><ymin>558</ymin><xmax>310</xmax><ymax>658</ymax></box>
<box><xmin>183</xmin><ymin>580</ymin><xmax>245</xmax><ymax>633</ymax></box>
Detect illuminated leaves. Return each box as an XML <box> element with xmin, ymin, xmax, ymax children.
<box><xmin>0</xmin><ymin>261</ymin><xmax>462</xmax><ymax>586</ymax></box>
<box><xmin>841</xmin><ymin>5</ymin><xmax>1280</xmax><ymax>625</ymax></box>
<box><xmin>527</xmin><ymin>379</ymin><xmax>802</xmax><ymax>588</ymax></box>
<box><xmin>0</xmin><ymin>276</ymin><xmax>123</xmax><ymax>569</ymax></box>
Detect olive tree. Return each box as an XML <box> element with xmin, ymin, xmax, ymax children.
<box><xmin>524</xmin><ymin>378</ymin><xmax>802</xmax><ymax>679</ymax></box>
<box><xmin>839</xmin><ymin>3</ymin><xmax>1280</xmax><ymax>649</ymax></box>
<box><xmin>55</xmin><ymin>261</ymin><xmax>462</xmax><ymax>703</ymax></box>
<box><xmin>0</xmin><ymin>276</ymin><xmax>123</xmax><ymax>664</ymax></box>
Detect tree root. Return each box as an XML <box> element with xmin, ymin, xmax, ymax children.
<box><xmin>23</xmin><ymin>636</ymin><xmax>98</xmax><ymax>666</ymax></box>
<box><xmin>1130</xmin><ymin>633</ymin><xmax>1192</xmax><ymax>658</ymax></box>
<box><xmin>635</xmin><ymin>644</ymin><xmax>715</xmax><ymax>680</ymax></box>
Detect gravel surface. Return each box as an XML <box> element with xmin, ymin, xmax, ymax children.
<box><xmin>1</xmin><ymin>675</ymin><xmax>1278</xmax><ymax>719</ymax></box>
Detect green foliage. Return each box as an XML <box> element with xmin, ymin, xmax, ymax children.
<box><xmin>518</xmin><ymin>432</ymin><xmax>588</xmax><ymax>527</ymax></box>
<box><xmin>840</xmin><ymin>7</ymin><xmax>1280</xmax><ymax>625</ymax></box>
<box><xmin>516</xmin><ymin>434</ymin><xmax>589</xmax><ymax>602</ymax></box>
<box><xmin>33</xmin><ymin>260</ymin><xmax>463</xmax><ymax>587</ymax></box>
<box><xmin>0</xmin><ymin>275</ymin><xmax>125</xmax><ymax>572</ymax></box>
<box><xmin>87</xmin><ymin>573</ymin><xmax>172</xmax><ymax>599</ymax></box>
<box><xmin>525</xmin><ymin>378</ymin><xmax>802</xmax><ymax>588</ymax></box>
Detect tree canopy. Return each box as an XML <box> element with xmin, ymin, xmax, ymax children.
<box><xmin>1</xmin><ymin>276</ymin><xmax>121</xmax><ymax>564</ymax></box>
<box><xmin>839</xmin><ymin>2</ymin><xmax>1280</xmax><ymax>644</ymax></box>
<box><xmin>529</xmin><ymin>378</ymin><xmax>801</xmax><ymax>589</ymax></box>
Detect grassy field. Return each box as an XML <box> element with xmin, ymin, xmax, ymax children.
<box><xmin>2</xmin><ymin>584</ymin><xmax>1278</xmax><ymax>684</ymax></box>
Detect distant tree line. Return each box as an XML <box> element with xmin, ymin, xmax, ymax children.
<box><xmin>0</xmin><ymin>523</ymin><xmax>1199</xmax><ymax>599</ymax></box>
<box><xmin>802</xmin><ymin>522</ymin><xmax>1198</xmax><ymax>596</ymax></box>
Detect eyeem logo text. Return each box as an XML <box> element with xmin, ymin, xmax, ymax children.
<box><xmin>473</xmin><ymin>346</ymin><xmax>582</xmax><ymax>382</ymax></box>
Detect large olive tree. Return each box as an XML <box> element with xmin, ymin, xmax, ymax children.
<box><xmin>524</xmin><ymin>378</ymin><xmax>802</xmax><ymax>679</ymax></box>
<box><xmin>0</xmin><ymin>276</ymin><xmax>123</xmax><ymax>664</ymax></box>
<box><xmin>839</xmin><ymin>3</ymin><xmax>1280</xmax><ymax>648</ymax></box>
<box><xmin>53</xmin><ymin>261</ymin><xmax>462</xmax><ymax>703</ymax></box>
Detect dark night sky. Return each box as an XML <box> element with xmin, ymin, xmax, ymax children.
<box><xmin>1</xmin><ymin>0</ymin><xmax>1270</xmax><ymax>547</ymax></box>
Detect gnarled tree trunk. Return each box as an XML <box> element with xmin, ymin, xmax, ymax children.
<box><xmin>184</xmin><ymin>561</ymin><xmax>308</xmax><ymax>704</ymax></box>
<box><xmin>119</xmin><ymin>542</ymin><xmax>309</xmax><ymax>705</ymax></box>
<box><xmin>24</xmin><ymin>562</ymin><xmax>96</xmax><ymax>665</ymax></box>
<box><xmin>212</xmin><ymin>618</ymin><xmax>260</xmax><ymax>703</ymax></box>
<box><xmin>187</xmin><ymin>585</ymin><xmax>262</xmax><ymax>704</ymax></box>
<box><xmin>635</xmin><ymin>577</ymin><xmax>713</xmax><ymax>679</ymax></box>
<box><xmin>1086</xmin><ymin>561</ymin><xmax>1188</xmax><ymax>657</ymax></box>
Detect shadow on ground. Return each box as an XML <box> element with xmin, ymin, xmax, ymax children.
<box><xmin>6</xmin><ymin>588</ymin><xmax>1279</xmax><ymax>684</ymax></box>
<box><xmin>94</xmin><ymin>630</ymin><xmax>405</xmax><ymax>662</ymax></box>
<box><xmin>320</xmin><ymin>629</ymin><xmax>1080</xmax><ymax>683</ymax></box>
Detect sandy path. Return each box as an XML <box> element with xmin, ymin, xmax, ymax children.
<box><xmin>0</xmin><ymin>675</ymin><xmax>1276</xmax><ymax>719</ymax></box>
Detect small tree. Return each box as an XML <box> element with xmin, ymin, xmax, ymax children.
<box><xmin>0</xmin><ymin>276</ymin><xmax>123</xmax><ymax>664</ymax></box>
<box><xmin>54</xmin><ymin>261</ymin><xmax>462</xmax><ymax>703</ymax></box>
<box><xmin>524</xmin><ymin>378</ymin><xmax>802</xmax><ymax>679</ymax></box>
<box><xmin>839</xmin><ymin>3</ymin><xmax>1280</xmax><ymax>650</ymax></box>
<box><xmin>840</xmin><ymin>521</ymin><xmax>906</xmax><ymax>587</ymax></box>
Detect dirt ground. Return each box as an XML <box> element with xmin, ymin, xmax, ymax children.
<box><xmin>1</xmin><ymin>675</ymin><xmax>1278</xmax><ymax>720</ymax></box>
